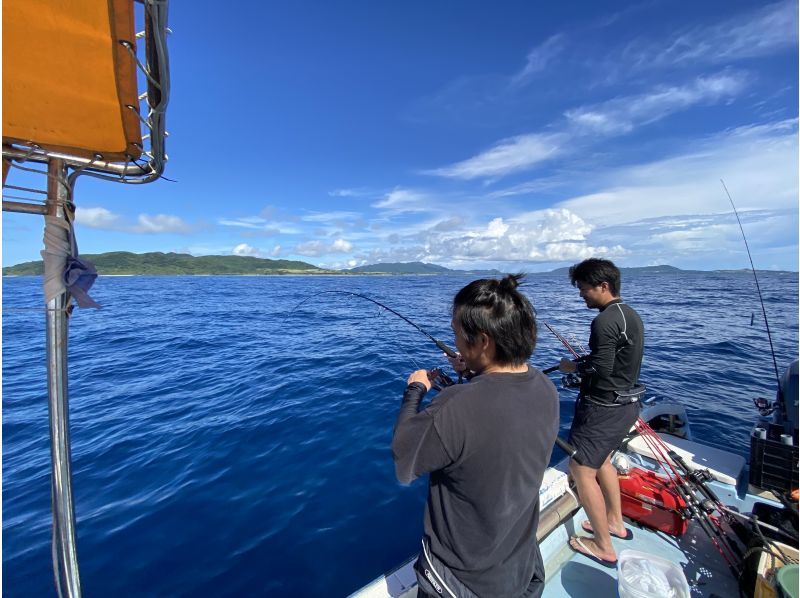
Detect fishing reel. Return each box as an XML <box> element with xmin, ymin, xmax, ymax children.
<box><xmin>428</xmin><ymin>367</ymin><xmax>455</xmax><ymax>391</ymax></box>
<box><xmin>561</xmin><ymin>373</ymin><xmax>582</xmax><ymax>389</ymax></box>
<box><xmin>752</xmin><ymin>397</ymin><xmax>775</xmax><ymax>416</ymax></box>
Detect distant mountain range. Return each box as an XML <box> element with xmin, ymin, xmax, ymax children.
<box><xmin>2</xmin><ymin>252</ymin><xmax>795</xmax><ymax>276</ymax></box>
<box><xmin>345</xmin><ymin>261</ymin><xmax>504</xmax><ymax>276</ymax></box>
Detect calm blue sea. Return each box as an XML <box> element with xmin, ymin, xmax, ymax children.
<box><xmin>3</xmin><ymin>272</ymin><xmax>798</xmax><ymax>597</ymax></box>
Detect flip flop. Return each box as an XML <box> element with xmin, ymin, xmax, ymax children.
<box><xmin>581</xmin><ymin>520</ymin><xmax>634</xmax><ymax>540</ymax></box>
<box><xmin>569</xmin><ymin>536</ymin><xmax>618</xmax><ymax>569</ymax></box>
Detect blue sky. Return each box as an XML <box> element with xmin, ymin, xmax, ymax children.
<box><xmin>3</xmin><ymin>0</ymin><xmax>798</xmax><ymax>271</ymax></box>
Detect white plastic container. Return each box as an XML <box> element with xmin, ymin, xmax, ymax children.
<box><xmin>617</xmin><ymin>549</ymin><xmax>690</xmax><ymax>598</ymax></box>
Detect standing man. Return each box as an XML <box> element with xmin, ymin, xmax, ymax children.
<box><xmin>559</xmin><ymin>258</ymin><xmax>644</xmax><ymax>568</ymax></box>
<box><xmin>393</xmin><ymin>274</ymin><xmax>559</xmax><ymax>597</ymax></box>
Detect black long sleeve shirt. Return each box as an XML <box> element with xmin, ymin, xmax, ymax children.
<box><xmin>392</xmin><ymin>367</ymin><xmax>559</xmax><ymax>597</ymax></box>
<box><xmin>579</xmin><ymin>298</ymin><xmax>644</xmax><ymax>403</ymax></box>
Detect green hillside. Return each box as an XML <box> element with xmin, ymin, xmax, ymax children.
<box><xmin>3</xmin><ymin>252</ymin><xmax>328</xmax><ymax>276</ymax></box>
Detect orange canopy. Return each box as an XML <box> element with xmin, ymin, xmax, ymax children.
<box><xmin>3</xmin><ymin>0</ymin><xmax>143</xmax><ymax>161</ymax></box>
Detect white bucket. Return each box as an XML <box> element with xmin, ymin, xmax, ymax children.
<box><xmin>617</xmin><ymin>549</ymin><xmax>690</xmax><ymax>598</ymax></box>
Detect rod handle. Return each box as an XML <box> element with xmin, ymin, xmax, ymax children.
<box><xmin>435</xmin><ymin>339</ymin><xmax>458</xmax><ymax>358</ymax></box>
<box><xmin>555</xmin><ymin>436</ymin><xmax>577</xmax><ymax>457</ymax></box>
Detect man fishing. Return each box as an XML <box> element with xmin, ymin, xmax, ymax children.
<box><xmin>559</xmin><ymin>258</ymin><xmax>644</xmax><ymax>568</ymax></box>
<box><xmin>392</xmin><ymin>274</ymin><xmax>559</xmax><ymax>598</ymax></box>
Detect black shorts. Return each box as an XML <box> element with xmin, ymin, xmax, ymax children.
<box><xmin>568</xmin><ymin>399</ymin><xmax>640</xmax><ymax>469</ymax></box>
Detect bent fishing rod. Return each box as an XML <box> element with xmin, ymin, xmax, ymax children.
<box><xmin>288</xmin><ymin>291</ymin><xmax>579</xmax><ymax>455</ymax></box>
<box><xmin>287</xmin><ymin>290</ymin><xmax>459</xmax><ymax>358</ymax></box>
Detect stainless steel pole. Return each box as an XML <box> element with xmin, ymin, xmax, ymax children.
<box><xmin>45</xmin><ymin>158</ymin><xmax>82</xmax><ymax>597</ymax></box>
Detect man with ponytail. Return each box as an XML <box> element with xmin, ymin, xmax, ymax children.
<box><xmin>392</xmin><ymin>274</ymin><xmax>559</xmax><ymax>598</ymax></box>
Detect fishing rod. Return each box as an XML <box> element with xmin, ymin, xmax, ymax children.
<box><xmin>720</xmin><ymin>179</ymin><xmax>781</xmax><ymax>391</ymax></box>
<box><xmin>541</xmin><ymin>321</ymin><xmax>582</xmax><ymax>374</ymax></box>
<box><xmin>290</xmin><ymin>291</ymin><xmax>580</xmax><ymax>454</ymax></box>
<box><xmin>634</xmin><ymin>420</ymin><xmax>744</xmax><ymax>577</ymax></box>
<box><xmin>287</xmin><ymin>290</ymin><xmax>459</xmax><ymax>358</ymax></box>
<box><xmin>543</xmin><ymin>322</ymin><xmax>582</xmax><ymax>359</ymax></box>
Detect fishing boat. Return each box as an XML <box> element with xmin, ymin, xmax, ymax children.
<box><xmin>3</xmin><ymin>1</ymin><xmax>170</xmax><ymax>595</ymax></box>
<box><xmin>4</xmin><ymin>3</ymin><xmax>798</xmax><ymax>597</ymax></box>
<box><xmin>351</xmin><ymin>357</ymin><xmax>799</xmax><ymax>597</ymax></box>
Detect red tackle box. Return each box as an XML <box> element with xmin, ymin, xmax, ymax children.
<box><xmin>618</xmin><ymin>467</ymin><xmax>689</xmax><ymax>536</ymax></box>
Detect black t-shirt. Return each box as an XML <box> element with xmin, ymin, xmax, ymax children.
<box><xmin>392</xmin><ymin>367</ymin><xmax>559</xmax><ymax>597</ymax></box>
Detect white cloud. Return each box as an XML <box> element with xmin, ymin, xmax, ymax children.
<box><xmin>328</xmin><ymin>188</ymin><xmax>369</xmax><ymax>197</ymax></box>
<box><xmin>566</xmin><ymin>71</ymin><xmax>747</xmax><ymax>135</ymax></box>
<box><xmin>218</xmin><ymin>217</ymin><xmax>298</xmax><ymax>235</ymax></box>
<box><xmin>76</xmin><ymin>207</ymin><xmax>194</xmax><ymax>234</ymax></box>
<box><xmin>301</xmin><ymin>211</ymin><xmax>362</xmax><ymax>223</ymax></box>
<box><xmin>556</xmin><ymin>120</ymin><xmax>798</xmax><ymax>228</ymax></box>
<box><xmin>424</xmin><ymin>133</ymin><xmax>564</xmax><ymax>180</ymax></box>
<box><xmin>346</xmin><ymin>119</ymin><xmax>796</xmax><ymax>270</ymax></box>
<box><xmin>75</xmin><ymin>207</ymin><xmax>120</xmax><ymax>229</ymax></box>
<box><xmin>630</xmin><ymin>1</ymin><xmax>797</xmax><ymax>68</ymax></box>
<box><xmin>233</xmin><ymin>243</ymin><xmax>262</xmax><ymax>257</ymax></box>
<box><xmin>361</xmin><ymin>208</ymin><xmax>617</xmax><ymax>266</ymax></box>
<box><xmin>294</xmin><ymin>238</ymin><xmax>353</xmax><ymax>256</ymax></box>
<box><xmin>132</xmin><ymin>214</ymin><xmax>191</xmax><ymax>234</ymax></box>
<box><xmin>331</xmin><ymin>238</ymin><xmax>352</xmax><ymax>252</ymax></box>
<box><xmin>372</xmin><ymin>188</ymin><xmax>434</xmax><ymax>213</ymax></box>
<box><xmin>540</xmin><ymin>120</ymin><xmax>799</xmax><ymax>269</ymax></box>
<box><xmin>426</xmin><ymin>70</ymin><xmax>749</xmax><ymax>182</ymax></box>
<box><xmin>511</xmin><ymin>35</ymin><xmax>565</xmax><ymax>86</ymax></box>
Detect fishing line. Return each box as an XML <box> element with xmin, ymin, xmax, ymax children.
<box><xmin>720</xmin><ymin>179</ymin><xmax>781</xmax><ymax>390</ymax></box>
<box><xmin>285</xmin><ymin>290</ymin><xmax>458</xmax><ymax>358</ymax></box>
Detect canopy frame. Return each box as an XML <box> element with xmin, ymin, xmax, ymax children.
<box><xmin>2</xmin><ymin>2</ymin><xmax>171</xmax><ymax>596</ymax></box>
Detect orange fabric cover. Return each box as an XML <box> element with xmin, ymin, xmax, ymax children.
<box><xmin>3</xmin><ymin>0</ymin><xmax>142</xmax><ymax>160</ymax></box>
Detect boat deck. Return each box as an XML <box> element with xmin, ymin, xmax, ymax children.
<box><xmin>354</xmin><ymin>508</ymin><xmax>740</xmax><ymax>597</ymax></box>
<box><xmin>540</xmin><ymin>507</ymin><xmax>739</xmax><ymax>597</ymax></box>
<box><xmin>351</xmin><ymin>429</ymin><xmax>789</xmax><ymax>598</ymax></box>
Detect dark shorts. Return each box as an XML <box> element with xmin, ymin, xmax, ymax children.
<box><xmin>568</xmin><ymin>399</ymin><xmax>640</xmax><ymax>469</ymax></box>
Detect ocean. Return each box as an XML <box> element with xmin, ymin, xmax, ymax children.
<box><xmin>3</xmin><ymin>272</ymin><xmax>798</xmax><ymax>597</ymax></box>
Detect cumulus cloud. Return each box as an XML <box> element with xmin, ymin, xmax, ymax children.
<box><xmin>233</xmin><ymin>243</ymin><xmax>262</xmax><ymax>257</ymax></box>
<box><xmin>132</xmin><ymin>214</ymin><xmax>191</xmax><ymax>234</ymax></box>
<box><xmin>331</xmin><ymin>238</ymin><xmax>352</xmax><ymax>252</ymax></box>
<box><xmin>294</xmin><ymin>238</ymin><xmax>353</xmax><ymax>257</ymax></box>
<box><xmin>76</xmin><ymin>207</ymin><xmax>194</xmax><ymax>234</ymax></box>
<box><xmin>76</xmin><ymin>207</ymin><xmax>120</xmax><ymax>229</ymax></box>
<box><xmin>366</xmin><ymin>208</ymin><xmax>621</xmax><ymax>265</ymax></box>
